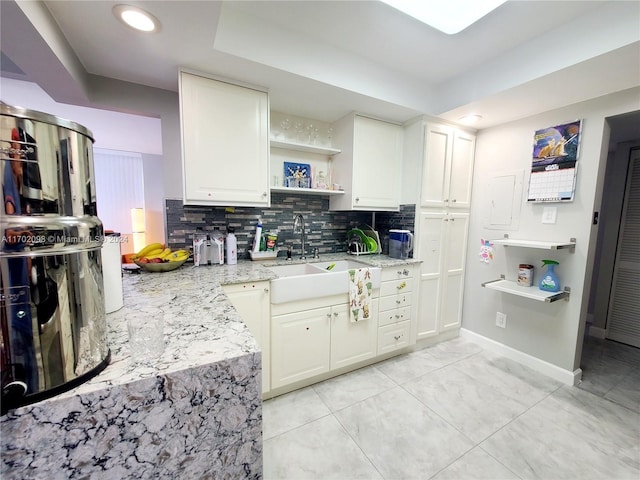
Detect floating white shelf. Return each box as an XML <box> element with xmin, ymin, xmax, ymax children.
<box><xmin>270</xmin><ymin>186</ymin><xmax>344</xmax><ymax>196</ymax></box>
<box><xmin>270</xmin><ymin>139</ymin><xmax>341</xmax><ymax>156</ymax></box>
<box><xmin>492</xmin><ymin>235</ymin><xmax>576</xmax><ymax>251</ymax></box>
<box><xmin>482</xmin><ymin>278</ymin><xmax>570</xmax><ymax>303</ymax></box>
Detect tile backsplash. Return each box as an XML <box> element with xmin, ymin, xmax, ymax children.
<box><xmin>166</xmin><ymin>195</ymin><xmax>415</xmax><ymax>259</ymax></box>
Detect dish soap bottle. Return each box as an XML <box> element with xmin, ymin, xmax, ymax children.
<box><xmin>226</xmin><ymin>227</ymin><xmax>237</xmax><ymax>265</ymax></box>
<box><xmin>539</xmin><ymin>260</ymin><xmax>560</xmax><ymax>292</ymax></box>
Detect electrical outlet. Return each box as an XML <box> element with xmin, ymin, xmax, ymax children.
<box><xmin>496</xmin><ymin>312</ymin><xmax>507</xmax><ymax>328</ymax></box>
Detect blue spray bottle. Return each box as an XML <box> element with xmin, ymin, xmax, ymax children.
<box><xmin>539</xmin><ymin>260</ymin><xmax>560</xmax><ymax>292</ymax></box>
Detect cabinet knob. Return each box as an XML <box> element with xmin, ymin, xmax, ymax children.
<box><xmin>451</xmin><ymin>218</ymin><xmax>455</xmax><ymax>222</ymax></box>
<box><xmin>397</xmin><ymin>282</ymin><xmax>406</xmax><ymax>290</ymax></box>
<box><xmin>394</xmin><ymin>335</ymin><xmax>401</xmax><ymax>341</ymax></box>
<box><xmin>326</xmin><ymin>313</ymin><xmax>332</xmax><ymax>318</ymax></box>
<box><xmin>444</xmin><ymin>198</ymin><xmax>449</xmax><ymax>203</ymax></box>
<box><xmin>396</xmin><ymin>300</ymin><xmax>401</xmax><ymax>305</ymax></box>
<box><xmin>355</xmin><ymin>197</ymin><xmax>360</xmax><ymax>203</ymax></box>
<box><xmin>333</xmin><ymin>312</ymin><xmax>339</xmax><ymax>317</ymax></box>
<box><xmin>451</xmin><ymin>199</ymin><xmax>457</xmax><ymax>203</ymax></box>
<box><xmin>444</xmin><ymin>218</ymin><xmax>449</xmax><ymax>222</ymax></box>
<box><xmin>264</xmin><ymin>288</ymin><xmax>269</xmax><ymax>293</ymax></box>
<box><xmin>262</xmin><ymin>192</ymin><xmax>267</xmax><ymax>197</ymax></box>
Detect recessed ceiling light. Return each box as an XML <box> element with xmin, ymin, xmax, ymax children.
<box><xmin>380</xmin><ymin>0</ymin><xmax>507</xmax><ymax>34</ymax></box>
<box><xmin>459</xmin><ymin>114</ymin><xmax>483</xmax><ymax>125</ymax></box>
<box><xmin>113</xmin><ymin>4</ymin><xmax>160</xmax><ymax>33</ymax></box>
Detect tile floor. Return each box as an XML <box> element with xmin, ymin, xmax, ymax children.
<box><xmin>262</xmin><ymin>337</ymin><xmax>640</xmax><ymax>480</ymax></box>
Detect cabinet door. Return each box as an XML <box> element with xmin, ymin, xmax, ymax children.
<box><xmin>330</xmin><ymin>300</ymin><xmax>378</xmax><ymax>370</ymax></box>
<box><xmin>416</xmin><ymin>212</ymin><xmax>445</xmax><ymax>339</ymax></box>
<box><xmin>352</xmin><ymin>116</ymin><xmax>402</xmax><ymax>210</ymax></box>
<box><xmin>421</xmin><ymin>124</ymin><xmax>452</xmax><ymax>208</ymax></box>
<box><xmin>271</xmin><ymin>307</ymin><xmax>331</xmax><ymax>389</ymax></box>
<box><xmin>448</xmin><ymin>130</ymin><xmax>476</xmax><ymax>209</ymax></box>
<box><xmin>180</xmin><ymin>71</ymin><xmax>269</xmax><ymax>206</ymax></box>
<box><xmin>440</xmin><ymin>213</ymin><xmax>469</xmax><ymax>331</ymax></box>
<box><xmin>223</xmin><ymin>282</ymin><xmax>271</xmax><ymax>393</ymax></box>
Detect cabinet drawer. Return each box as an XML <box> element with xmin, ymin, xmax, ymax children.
<box><xmin>380</xmin><ymin>278</ymin><xmax>413</xmax><ymax>297</ymax></box>
<box><xmin>378</xmin><ymin>306</ymin><xmax>411</xmax><ymax>327</ymax></box>
<box><xmin>381</xmin><ymin>266</ymin><xmax>415</xmax><ymax>282</ymax></box>
<box><xmin>379</xmin><ymin>291</ymin><xmax>413</xmax><ymax>311</ymax></box>
<box><xmin>377</xmin><ymin>320</ymin><xmax>411</xmax><ymax>355</ymax></box>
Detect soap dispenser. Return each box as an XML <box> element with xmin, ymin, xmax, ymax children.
<box><xmin>539</xmin><ymin>260</ymin><xmax>560</xmax><ymax>292</ymax></box>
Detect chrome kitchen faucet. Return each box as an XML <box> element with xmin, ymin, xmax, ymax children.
<box><xmin>293</xmin><ymin>213</ymin><xmax>306</xmax><ymax>260</ymax></box>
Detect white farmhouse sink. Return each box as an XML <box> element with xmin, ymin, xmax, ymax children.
<box><xmin>269</xmin><ymin>260</ymin><xmax>381</xmax><ymax>304</ymax></box>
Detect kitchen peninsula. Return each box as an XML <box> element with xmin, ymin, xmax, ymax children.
<box><xmin>1</xmin><ymin>254</ymin><xmax>419</xmax><ymax>479</ymax></box>
<box><xmin>1</xmin><ymin>263</ymin><xmax>274</xmax><ymax>479</ymax></box>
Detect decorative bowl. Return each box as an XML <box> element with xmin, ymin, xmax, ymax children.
<box><xmin>134</xmin><ymin>259</ymin><xmax>187</xmax><ymax>272</ymax></box>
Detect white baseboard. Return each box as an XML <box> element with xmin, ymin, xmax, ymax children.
<box><xmin>460</xmin><ymin>328</ymin><xmax>582</xmax><ymax>386</ymax></box>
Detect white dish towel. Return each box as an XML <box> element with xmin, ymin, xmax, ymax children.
<box><xmin>349</xmin><ymin>268</ymin><xmax>373</xmax><ymax>322</ymax></box>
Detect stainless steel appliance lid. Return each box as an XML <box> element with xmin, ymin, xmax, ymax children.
<box><xmin>1</xmin><ymin>103</ymin><xmax>94</xmax><ymax>141</ymax></box>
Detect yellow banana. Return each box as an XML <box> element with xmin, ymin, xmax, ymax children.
<box><xmin>168</xmin><ymin>251</ymin><xmax>189</xmax><ymax>262</ymax></box>
<box><xmin>143</xmin><ymin>248</ymin><xmax>164</xmax><ymax>257</ymax></box>
<box><xmin>158</xmin><ymin>248</ymin><xmax>173</xmax><ymax>259</ymax></box>
<box><xmin>134</xmin><ymin>242</ymin><xmax>163</xmax><ymax>258</ymax></box>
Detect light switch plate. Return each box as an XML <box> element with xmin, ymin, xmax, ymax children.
<box><xmin>542</xmin><ymin>206</ymin><xmax>557</xmax><ymax>224</ymax></box>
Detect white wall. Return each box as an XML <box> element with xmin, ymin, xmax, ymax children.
<box><xmin>142</xmin><ymin>153</ymin><xmax>166</xmax><ymax>246</ymax></box>
<box><xmin>462</xmin><ymin>87</ymin><xmax>640</xmax><ymax>373</ymax></box>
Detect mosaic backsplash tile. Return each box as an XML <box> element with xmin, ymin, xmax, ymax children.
<box><xmin>165</xmin><ymin>195</ymin><xmax>415</xmax><ymax>259</ymax></box>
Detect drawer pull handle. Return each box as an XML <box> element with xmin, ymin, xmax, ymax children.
<box><xmin>394</xmin><ymin>335</ymin><xmax>401</xmax><ymax>340</ymax></box>
<box><xmin>333</xmin><ymin>312</ymin><xmax>339</xmax><ymax>317</ymax></box>
<box><xmin>396</xmin><ymin>300</ymin><xmax>401</xmax><ymax>304</ymax></box>
<box><xmin>326</xmin><ymin>313</ymin><xmax>332</xmax><ymax>318</ymax></box>
<box><xmin>264</xmin><ymin>288</ymin><xmax>269</xmax><ymax>293</ymax></box>
<box><xmin>397</xmin><ymin>281</ymin><xmax>406</xmax><ymax>290</ymax></box>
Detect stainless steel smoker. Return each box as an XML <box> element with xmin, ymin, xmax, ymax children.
<box><xmin>0</xmin><ymin>104</ymin><xmax>110</xmax><ymax>413</ymax></box>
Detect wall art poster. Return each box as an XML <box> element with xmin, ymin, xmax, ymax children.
<box><xmin>527</xmin><ymin>119</ymin><xmax>582</xmax><ymax>202</ymax></box>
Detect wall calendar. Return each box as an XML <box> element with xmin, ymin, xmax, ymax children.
<box><xmin>527</xmin><ymin>120</ymin><xmax>582</xmax><ymax>202</ymax></box>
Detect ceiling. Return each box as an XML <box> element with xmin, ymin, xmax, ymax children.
<box><xmin>1</xmin><ymin>0</ymin><xmax>639</xmax><ymax>129</ymax></box>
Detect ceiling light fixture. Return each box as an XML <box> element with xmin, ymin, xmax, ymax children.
<box><xmin>459</xmin><ymin>114</ymin><xmax>483</xmax><ymax>125</ymax></box>
<box><xmin>379</xmin><ymin>0</ymin><xmax>507</xmax><ymax>34</ymax></box>
<box><xmin>113</xmin><ymin>5</ymin><xmax>160</xmax><ymax>33</ymax></box>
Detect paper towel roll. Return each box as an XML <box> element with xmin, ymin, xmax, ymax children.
<box><xmin>102</xmin><ymin>234</ymin><xmax>124</xmax><ymax>313</ymax></box>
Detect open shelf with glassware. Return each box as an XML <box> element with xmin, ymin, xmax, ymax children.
<box><xmin>270</xmin><ymin>139</ymin><xmax>341</xmax><ymax>156</ymax></box>
<box><xmin>270</xmin><ymin>186</ymin><xmax>344</xmax><ymax>196</ymax></box>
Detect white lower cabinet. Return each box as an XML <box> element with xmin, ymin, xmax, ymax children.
<box><xmin>377</xmin><ymin>266</ymin><xmax>417</xmax><ymax>355</ymax></box>
<box><xmin>378</xmin><ymin>320</ymin><xmax>412</xmax><ymax>354</ymax></box>
<box><xmin>330</xmin><ymin>300</ymin><xmax>378</xmax><ymax>370</ymax></box>
<box><xmin>222</xmin><ymin>282</ymin><xmax>271</xmax><ymax>393</ymax></box>
<box><xmin>271</xmin><ymin>294</ymin><xmax>379</xmax><ymax>390</ymax></box>
<box><xmin>271</xmin><ymin>307</ymin><xmax>332</xmax><ymax>389</ymax></box>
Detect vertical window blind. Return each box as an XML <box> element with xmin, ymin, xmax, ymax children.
<box><xmin>93</xmin><ymin>148</ymin><xmax>145</xmax><ymax>234</ymax></box>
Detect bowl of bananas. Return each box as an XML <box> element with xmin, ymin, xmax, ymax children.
<box><xmin>131</xmin><ymin>243</ymin><xmax>190</xmax><ymax>272</ymax></box>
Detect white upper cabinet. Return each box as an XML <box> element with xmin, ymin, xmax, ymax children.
<box><xmin>179</xmin><ymin>70</ymin><xmax>270</xmax><ymax>207</ymax></box>
<box><xmin>330</xmin><ymin>113</ymin><xmax>403</xmax><ymax>211</ymax></box>
<box><xmin>421</xmin><ymin>123</ymin><xmax>476</xmax><ymax>209</ymax></box>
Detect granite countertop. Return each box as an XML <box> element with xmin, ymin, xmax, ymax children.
<box><xmin>27</xmin><ymin>253</ymin><xmax>419</xmax><ymax>403</ymax></box>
